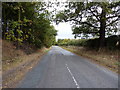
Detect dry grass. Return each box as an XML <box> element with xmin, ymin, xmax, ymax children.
<box><xmin>2</xmin><ymin>40</ymin><xmax>50</xmax><ymax>88</ymax></box>
<box><xmin>2</xmin><ymin>49</ymin><xmax>48</xmax><ymax>88</ymax></box>
<box><xmin>3</xmin><ymin>48</ymin><xmax>47</xmax><ymax>71</ymax></box>
<box><xmin>2</xmin><ymin>40</ymin><xmax>48</xmax><ymax>72</ymax></box>
<box><xmin>62</xmin><ymin>46</ymin><xmax>119</xmax><ymax>73</ymax></box>
<box><xmin>2</xmin><ymin>40</ymin><xmax>24</xmax><ymax>60</ymax></box>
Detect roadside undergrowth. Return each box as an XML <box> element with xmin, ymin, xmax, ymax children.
<box><xmin>61</xmin><ymin>46</ymin><xmax>119</xmax><ymax>73</ymax></box>
<box><xmin>2</xmin><ymin>40</ymin><xmax>50</xmax><ymax>88</ymax></box>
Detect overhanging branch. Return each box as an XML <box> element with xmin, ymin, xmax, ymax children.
<box><xmin>89</xmin><ymin>9</ymin><xmax>100</xmax><ymax>21</ymax></box>
<box><xmin>81</xmin><ymin>22</ymin><xmax>100</xmax><ymax>28</ymax></box>
<box><xmin>106</xmin><ymin>17</ymin><xmax>119</xmax><ymax>26</ymax></box>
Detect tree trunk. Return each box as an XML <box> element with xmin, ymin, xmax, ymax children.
<box><xmin>2</xmin><ymin>6</ymin><xmax>7</xmax><ymax>40</ymax></box>
<box><xmin>99</xmin><ymin>8</ymin><xmax>106</xmax><ymax>48</ymax></box>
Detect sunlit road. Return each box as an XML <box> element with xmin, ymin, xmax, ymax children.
<box><xmin>17</xmin><ymin>46</ymin><xmax>118</xmax><ymax>88</ymax></box>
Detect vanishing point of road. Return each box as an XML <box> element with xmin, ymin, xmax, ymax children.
<box><xmin>17</xmin><ymin>46</ymin><xmax>118</xmax><ymax>88</ymax></box>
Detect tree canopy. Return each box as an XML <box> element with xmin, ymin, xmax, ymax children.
<box><xmin>55</xmin><ymin>1</ymin><xmax>120</xmax><ymax>48</ymax></box>
<box><xmin>2</xmin><ymin>2</ymin><xmax>57</xmax><ymax>48</ymax></box>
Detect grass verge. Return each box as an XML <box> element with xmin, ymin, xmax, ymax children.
<box><xmin>61</xmin><ymin>46</ymin><xmax>119</xmax><ymax>74</ymax></box>
<box><xmin>2</xmin><ymin>40</ymin><xmax>51</xmax><ymax>88</ymax></box>
<box><xmin>2</xmin><ymin>48</ymin><xmax>50</xmax><ymax>88</ymax></box>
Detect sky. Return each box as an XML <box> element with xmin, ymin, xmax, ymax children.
<box><xmin>47</xmin><ymin>2</ymin><xmax>75</xmax><ymax>41</ymax></box>
<box><xmin>52</xmin><ymin>22</ymin><xmax>75</xmax><ymax>40</ymax></box>
<box><xmin>49</xmin><ymin>2</ymin><xmax>120</xmax><ymax>41</ymax></box>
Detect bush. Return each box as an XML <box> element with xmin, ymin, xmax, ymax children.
<box><xmin>34</xmin><ymin>39</ymin><xmax>43</xmax><ymax>48</ymax></box>
<box><xmin>86</xmin><ymin>38</ymin><xmax>99</xmax><ymax>48</ymax></box>
<box><xmin>106</xmin><ymin>35</ymin><xmax>120</xmax><ymax>50</ymax></box>
<box><xmin>57</xmin><ymin>35</ymin><xmax>120</xmax><ymax>50</ymax></box>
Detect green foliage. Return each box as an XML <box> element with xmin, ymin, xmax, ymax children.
<box><xmin>57</xmin><ymin>39</ymin><xmax>88</xmax><ymax>46</ymax></box>
<box><xmin>57</xmin><ymin>35</ymin><xmax>120</xmax><ymax>50</ymax></box>
<box><xmin>55</xmin><ymin>2</ymin><xmax>120</xmax><ymax>47</ymax></box>
<box><xmin>2</xmin><ymin>2</ymin><xmax>57</xmax><ymax>48</ymax></box>
<box><xmin>106</xmin><ymin>35</ymin><xmax>120</xmax><ymax>50</ymax></box>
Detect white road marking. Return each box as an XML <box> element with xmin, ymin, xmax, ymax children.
<box><xmin>65</xmin><ymin>64</ymin><xmax>80</xmax><ymax>88</ymax></box>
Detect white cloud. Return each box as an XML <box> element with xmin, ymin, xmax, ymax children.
<box><xmin>52</xmin><ymin>22</ymin><xmax>74</xmax><ymax>40</ymax></box>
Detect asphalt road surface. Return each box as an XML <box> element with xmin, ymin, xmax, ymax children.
<box><xmin>17</xmin><ymin>46</ymin><xmax>118</xmax><ymax>88</ymax></box>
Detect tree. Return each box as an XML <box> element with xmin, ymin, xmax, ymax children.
<box><xmin>2</xmin><ymin>2</ymin><xmax>57</xmax><ymax>48</ymax></box>
<box><xmin>55</xmin><ymin>1</ymin><xmax>120</xmax><ymax>48</ymax></box>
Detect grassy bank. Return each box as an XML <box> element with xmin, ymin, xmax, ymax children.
<box><xmin>2</xmin><ymin>40</ymin><xmax>50</xmax><ymax>88</ymax></box>
<box><xmin>61</xmin><ymin>46</ymin><xmax>119</xmax><ymax>73</ymax></box>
